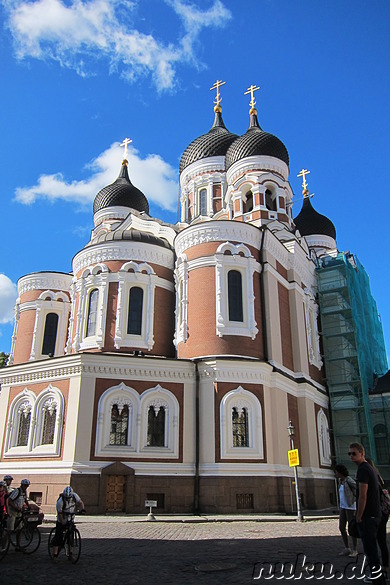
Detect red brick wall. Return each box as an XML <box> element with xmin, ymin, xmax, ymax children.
<box><xmin>278</xmin><ymin>283</ymin><xmax>294</xmax><ymax>370</ymax></box>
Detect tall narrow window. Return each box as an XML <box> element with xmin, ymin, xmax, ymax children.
<box><xmin>17</xmin><ymin>408</ymin><xmax>31</xmax><ymax>447</ymax></box>
<box><xmin>41</xmin><ymin>406</ymin><xmax>56</xmax><ymax>444</ymax></box>
<box><xmin>232</xmin><ymin>407</ymin><xmax>249</xmax><ymax>447</ymax></box>
<box><xmin>265</xmin><ymin>188</ymin><xmax>277</xmax><ymax>211</ymax></box>
<box><xmin>42</xmin><ymin>313</ymin><xmax>59</xmax><ymax>356</ymax></box>
<box><xmin>244</xmin><ymin>191</ymin><xmax>253</xmax><ymax>213</ymax></box>
<box><xmin>147</xmin><ymin>405</ymin><xmax>165</xmax><ymax>447</ymax></box>
<box><xmin>228</xmin><ymin>270</ymin><xmax>243</xmax><ymax>322</ymax></box>
<box><xmin>110</xmin><ymin>404</ymin><xmax>129</xmax><ymax>446</ymax></box>
<box><xmin>86</xmin><ymin>289</ymin><xmax>99</xmax><ymax>337</ymax></box>
<box><xmin>127</xmin><ymin>287</ymin><xmax>143</xmax><ymax>335</ymax></box>
<box><xmin>199</xmin><ymin>188</ymin><xmax>207</xmax><ymax>216</ymax></box>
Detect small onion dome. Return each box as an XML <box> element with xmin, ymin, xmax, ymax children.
<box><xmin>93</xmin><ymin>160</ymin><xmax>149</xmax><ymax>215</ymax></box>
<box><xmin>225</xmin><ymin>109</ymin><xmax>289</xmax><ymax>170</ymax></box>
<box><xmin>294</xmin><ymin>196</ymin><xmax>336</xmax><ymax>240</ymax></box>
<box><xmin>179</xmin><ymin>108</ymin><xmax>238</xmax><ymax>175</ymax></box>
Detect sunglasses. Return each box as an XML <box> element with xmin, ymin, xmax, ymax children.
<box><xmin>348</xmin><ymin>451</ymin><xmax>357</xmax><ymax>456</ymax></box>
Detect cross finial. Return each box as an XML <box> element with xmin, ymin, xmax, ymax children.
<box><xmin>210</xmin><ymin>79</ymin><xmax>226</xmax><ymax>111</ymax></box>
<box><xmin>120</xmin><ymin>137</ymin><xmax>132</xmax><ymax>161</ymax></box>
<box><xmin>244</xmin><ymin>84</ymin><xmax>260</xmax><ymax>110</ymax></box>
<box><xmin>297</xmin><ymin>168</ymin><xmax>310</xmax><ymax>195</ymax></box>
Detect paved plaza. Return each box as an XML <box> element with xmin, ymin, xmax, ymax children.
<box><xmin>1</xmin><ymin>516</ymin><xmax>388</xmax><ymax>584</ymax></box>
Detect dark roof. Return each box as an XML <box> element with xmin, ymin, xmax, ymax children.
<box><xmin>371</xmin><ymin>370</ymin><xmax>390</xmax><ymax>394</ymax></box>
<box><xmin>179</xmin><ymin>110</ymin><xmax>238</xmax><ymax>174</ymax></box>
<box><xmin>293</xmin><ymin>196</ymin><xmax>336</xmax><ymax>240</ymax></box>
<box><xmin>225</xmin><ymin>111</ymin><xmax>289</xmax><ymax>170</ymax></box>
<box><xmin>93</xmin><ymin>161</ymin><xmax>149</xmax><ymax>215</ymax></box>
<box><xmin>87</xmin><ymin>229</ymin><xmax>172</xmax><ymax>250</ymax></box>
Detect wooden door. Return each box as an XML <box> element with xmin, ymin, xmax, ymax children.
<box><xmin>106</xmin><ymin>475</ymin><xmax>125</xmax><ymax>512</ymax></box>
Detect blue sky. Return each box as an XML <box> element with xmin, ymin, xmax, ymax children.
<box><xmin>0</xmin><ymin>0</ymin><xmax>389</xmax><ymax>365</ymax></box>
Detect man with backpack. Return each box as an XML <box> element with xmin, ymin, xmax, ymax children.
<box><xmin>7</xmin><ymin>478</ymin><xmax>30</xmax><ymax>532</ymax></box>
<box><xmin>51</xmin><ymin>486</ymin><xmax>85</xmax><ymax>561</ymax></box>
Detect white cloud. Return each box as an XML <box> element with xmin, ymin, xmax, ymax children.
<box><xmin>15</xmin><ymin>142</ymin><xmax>178</xmax><ymax>211</ymax></box>
<box><xmin>2</xmin><ymin>0</ymin><xmax>232</xmax><ymax>90</ymax></box>
<box><xmin>0</xmin><ymin>275</ymin><xmax>17</xmax><ymax>324</ymax></box>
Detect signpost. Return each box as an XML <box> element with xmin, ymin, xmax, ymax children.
<box><xmin>287</xmin><ymin>421</ymin><xmax>304</xmax><ymax>522</ymax></box>
<box><xmin>145</xmin><ymin>499</ymin><xmax>157</xmax><ymax>521</ymax></box>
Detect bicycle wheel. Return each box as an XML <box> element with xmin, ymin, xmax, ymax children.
<box><xmin>68</xmin><ymin>527</ymin><xmax>81</xmax><ymax>564</ymax></box>
<box><xmin>16</xmin><ymin>525</ymin><xmax>33</xmax><ymax>550</ymax></box>
<box><xmin>21</xmin><ymin>526</ymin><xmax>41</xmax><ymax>554</ymax></box>
<box><xmin>0</xmin><ymin>529</ymin><xmax>10</xmax><ymax>561</ymax></box>
<box><xmin>48</xmin><ymin>527</ymin><xmax>56</xmax><ymax>559</ymax></box>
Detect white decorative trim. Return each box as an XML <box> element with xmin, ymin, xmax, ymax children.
<box><xmin>180</xmin><ymin>156</ymin><xmax>226</xmax><ymax>188</ymax></box>
<box><xmin>73</xmin><ymin>242</ymin><xmax>174</xmax><ymax>275</ymax></box>
<box><xmin>226</xmin><ymin>155</ymin><xmax>289</xmax><ymax>184</ymax></box>
<box><xmin>317</xmin><ymin>408</ymin><xmax>332</xmax><ymax>466</ymax></box>
<box><xmin>174</xmin><ymin>254</ymin><xmax>189</xmax><ymax>347</ymax></box>
<box><xmin>18</xmin><ymin>273</ymin><xmax>72</xmax><ymax>297</ymax></box>
<box><xmin>28</xmin><ymin>296</ymin><xmax>71</xmax><ymax>361</ymax></box>
<box><xmin>303</xmin><ymin>287</ymin><xmax>323</xmax><ymax>369</ymax></box>
<box><xmin>175</xmin><ymin>220</ymin><xmax>261</xmax><ymax>257</ymax></box>
<box><xmin>220</xmin><ymin>386</ymin><xmax>264</xmax><ymax>459</ymax></box>
<box><xmin>74</xmin><ymin>267</ymin><xmax>109</xmax><ymax>351</ymax></box>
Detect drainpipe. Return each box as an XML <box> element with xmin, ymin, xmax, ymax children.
<box><xmin>259</xmin><ymin>226</ymin><xmax>269</xmax><ymax>362</ymax></box>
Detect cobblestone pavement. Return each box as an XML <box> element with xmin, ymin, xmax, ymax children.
<box><xmin>1</xmin><ymin>518</ymin><xmax>388</xmax><ymax>584</ymax></box>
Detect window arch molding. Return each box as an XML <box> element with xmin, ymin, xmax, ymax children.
<box><xmin>174</xmin><ymin>254</ymin><xmax>189</xmax><ymax>347</ymax></box>
<box><xmin>74</xmin><ymin>264</ymin><xmax>110</xmax><ymax>351</ymax></box>
<box><xmin>114</xmin><ymin>261</ymin><xmax>156</xmax><ymax>350</ymax></box>
<box><xmin>317</xmin><ymin>408</ymin><xmax>331</xmax><ymax>466</ymax></box>
<box><xmin>304</xmin><ymin>287</ymin><xmax>323</xmax><ymax>370</ymax></box>
<box><xmin>220</xmin><ymin>386</ymin><xmax>264</xmax><ymax>459</ymax></box>
<box><xmin>95</xmin><ymin>382</ymin><xmax>139</xmax><ymax>456</ymax></box>
<box><xmin>29</xmin><ymin>292</ymin><xmax>71</xmax><ymax>361</ymax></box>
<box><xmin>139</xmin><ymin>385</ymin><xmax>179</xmax><ymax>456</ymax></box>
<box><xmin>215</xmin><ymin>242</ymin><xmax>259</xmax><ymax>339</ymax></box>
<box><xmin>4</xmin><ymin>385</ymin><xmax>65</xmax><ymax>458</ymax></box>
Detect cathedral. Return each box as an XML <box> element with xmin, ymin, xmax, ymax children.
<box><xmin>0</xmin><ymin>84</ymin><xmax>338</xmax><ymax>514</ymax></box>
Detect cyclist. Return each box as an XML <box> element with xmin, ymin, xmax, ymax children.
<box><xmin>3</xmin><ymin>475</ymin><xmax>14</xmax><ymax>494</ymax></box>
<box><xmin>0</xmin><ymin>480</ymin><xmax>7</xmax><ymax>521</ymax></box>
<box><xmin>51</xmin><ymin>486</ymin><xmax>85</xmax><ymax>561</ymax></box>
<box><xmin>7</xmin><ymin>479</ymin><xmax>30</xmax><ymax>532</ymax></box>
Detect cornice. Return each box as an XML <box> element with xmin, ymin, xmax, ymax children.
<box><xmin>180</xmin><ymin>156</ymin><xmax>225</xmax><ymax>188</ymax></box>
<box><xmin>226</xmin><ymin>155</ymin><xmax>289</xmax><ymax>183</ymax></box>
<box><xmin>73</xmin><ymin>241</ymin><xmax>174</xmax><ymax>274</ymax></box>
<box><xmin>174</xmin><ymin>220</ymin><xmax>261</xmax><ymax>256</ymax></box>
<box><xmin>18</xmin><ymin>273</ymin><xmax>73</xmax><ymax>296</ymax></box>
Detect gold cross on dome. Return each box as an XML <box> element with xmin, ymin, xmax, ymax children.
<box><xmin>120</xmin><ymin>137</ymin><xmax>132</xmax><ymax>160</ymax></box>
<box><xmin>244</xmin><ymin>84</ymin><xmax>260</xmax><ymax>109</ymax></box>
<box><xmin>210</xmin><ymin>79</ymin><xmax>226</xmax><ymax>108</ymax></box>
<box><xmin>297</xmin><ymin>168</ymin><xmax>310</xmax><ymax>193</ymax></box>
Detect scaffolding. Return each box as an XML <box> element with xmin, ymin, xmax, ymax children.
<box><xmin>316</xmin><ymin>252</ymin><xmax>388</xmax><ymax>470</ymax></box>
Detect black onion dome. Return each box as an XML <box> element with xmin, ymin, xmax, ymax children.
<box><xmin>93</xmin><ymin>161</ymin><xmax>149</xmax><ymax>214</ymax></box>
<box><xmin>225</xmin><ymin>111</ymin><xmax>289</xmax><ymax>170</ymax></box>
<box><xmin>179</xmin><ymin>110</ymin><xmax>238</xmax><ymax>174</ymax></box>
<box><xmin>294</xmin><ymin>197</ymin><xmax>336</xmax><ymax>240</ymax></box>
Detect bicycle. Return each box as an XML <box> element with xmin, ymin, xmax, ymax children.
<box><xmin>0</xmin><ymin>520</ymin><xmax>10</xmax><ymax>561</ymax></box>
<box><xmin>8</xmin><ymin>509</ymin><xmax>42</xmax><ymax>554</ymax></box>
<box><xmin>48</xmin><ymin>516</ymin><xmax>81</xmax><ymax>564</ymax></box>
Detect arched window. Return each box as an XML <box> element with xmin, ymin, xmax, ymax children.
<box><xmin>228</xmin><ymin>270</ymin><xmax>243</xmax><ymax>322</ymax></box>
<box><xmin>244</xmin><ymin>191</ymin><xmax>253</xmax><ymax>213</ymax></box>
<box><xmin>265</xmin><ymin>188</ymin><xmax>277</xmax><ymax>211</ymax></box>
<box><xmin>41</xmin><ymin>312</ymin><xmax>59</xmax><ymax>356</ymax></box>
<box><xmin>127</xmin><ymin>287</ymin><xmax>143</xmax><ymax>335</ymax></box>
<box><xmin>86</xmin><ymin>289</ymin><xmax>99</xmax><ymax>337</ymax></box>
<box><xmin>232</xmin><ymin>407</ymin><xmax>249</xmax><ymax>447</ymax></box>
<box><xmin>317</xmin><ymin>409</ymin><xmax>331</xmax><ymax>466</ymax></box>
<box><xmin>147</xmin><ymin>405</ymin><xmax>165</xmax><ymax>447</ymax></box>
<box><xmin>199</xmin><ymin>188</ymin><xmax>207</xmax><ymax>216</ymax></box>
<box><xmin>41</xmin><ymin>403</ymin><xmax>57</xmax><ymax>444</ymax></box>
<box><xmin>17</xmin><ymin>404</ymin><xmax>32</xmax><ymax>447</ymax></box>
<box><xmin>110</xmin><ymin>404</ymin><xmax>129</xmax><ymax>446</ymax></box>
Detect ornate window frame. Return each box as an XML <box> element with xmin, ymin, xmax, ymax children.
<box><xmin>94</xmin><ymin>383</ymin><xmax>179</xmax><ymax>458</ymax></box>
<box><xmin>174</xmin><ymin>254</ymin><xmax>189</xmax><ymax>347</ymax></box>
<box><xmin>215</xmin><ymin>242</ymin><xmax>259</xmax><ymax>339</ymax></box>
<box><xmin>317</xmin><ymin>408</ymin><xmax>331</xmax><ymax>466</ymax></box>
<box><xmin>304</xmin><ymin>287</ymin><xmax>323</xmax><ymax>369</ymax></box>
<box><xmin>114</xmin><ymin>261</ymin><xmax>156</xmax><ymax>350</ymax></box>
<box><xmin>29</xmin><ymin>290</ymin><xmax>71</xmax><ymax>361</ymax></box>
<box><xmin>4</xmin><ymin>385</ymin><xmax>64</xmax><ymax>458</ymax></box>
<box><xmin>74</xmin><ymin>264</ymin><xmax>109</xmax><ymax>351</ymax></box>
<box><xmin>220</xmin><ymin>386</ymin><xmax>264</xmax><ymax>459</ymax></box>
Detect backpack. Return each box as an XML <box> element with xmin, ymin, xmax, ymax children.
<box><xmin>345</xmin><ymin>476</ymin><xmax>357</xmax><ymax>498</ymax></box>
<box><xmin>379</xmin><ymin>487</ymin><xmax>390</xmax><ymax>515</ymax></box>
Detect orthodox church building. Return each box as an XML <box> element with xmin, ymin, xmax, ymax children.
<box><xmin>0</xmin><ymin>85</ymin><xmax>339</xmax><ymax>514</ymax></box>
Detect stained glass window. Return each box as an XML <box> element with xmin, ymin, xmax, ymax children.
<box><xmin>147</xmin><ymin>406</ymin><xmax>165</xmax><ymax>447</ymax></box>
<box><xmin>232</xmin><ymin>407</ymin><xmax>249</xmax><ymax>447</ymax></box>
<box><xmin>110</xmin><ymin>404</ymin><xmax>129</xmax><ymax>446</ymax></box>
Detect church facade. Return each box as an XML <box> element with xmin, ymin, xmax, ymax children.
<box><xmin>0</xmin><ymin>88</ymin><xmax>337</xmax><ymax>514</ymax></box>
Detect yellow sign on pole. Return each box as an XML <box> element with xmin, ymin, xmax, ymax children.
<box><xmin>288</xmin><ymin>449</ymin><xmax>299</xmax><ymax>467</ymax></box>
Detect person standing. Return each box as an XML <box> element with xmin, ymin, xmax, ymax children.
<box><xmin>7</xmin><ymin>478</ymin><xmax>30</xmax><ymax>532</ymax></box>
<box><xmin>334</xmin><ymin>464</ymin><xmax>358</xmax><ymax>557</ymax></box>
<box><xmin>349</xmin><ymin>443</ymin><xmax>386</xmax><ymax>584</ymax></box>
<box><xmin>3</xmin><ymin>475</ymin><xmax>14</xmax><ymax>494</ymax></box>
<box><xmin>366</xmin><ymin>457</ymin><xmax>390</xmax><ymax>576</ymax></box>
